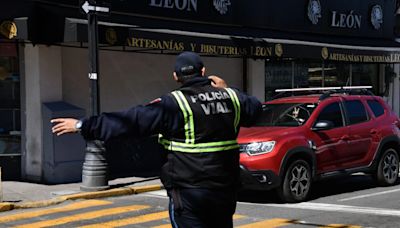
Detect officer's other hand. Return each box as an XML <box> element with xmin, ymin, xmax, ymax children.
<box><xmin>51</xmin><ymin>118</ymin><xmax>79</xmax><ymax>136</ymax></box>
<box><xmin>209</xmin><ymin>75</ymin><xmax>227</xmax><ymax>88</ymax></box>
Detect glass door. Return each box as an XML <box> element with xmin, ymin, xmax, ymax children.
<box><xmin>0</xmin><ymin>40</ymin><xmax>21</xmax><ymax>180</ymax></box>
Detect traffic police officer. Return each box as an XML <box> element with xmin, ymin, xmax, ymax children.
<box><xmin>51</xmin><ymin>51</ymin><xmax>262</xmax><ymax>228</ymax></box>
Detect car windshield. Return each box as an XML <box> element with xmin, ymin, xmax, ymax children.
<box><xmin>255</xmin><ymin>103</ymin><xmax>317</xmax><ymax>127</ymax></box>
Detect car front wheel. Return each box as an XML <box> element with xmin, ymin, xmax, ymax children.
<box><xmin>278</xmin><ymin>159</ymin><xmax>312</xmax><ymax>203</ymax></box>
<box><xmin>375</xmin><ymin>148</ymin><xmax>399</xmax><ymax>186</ymax></box>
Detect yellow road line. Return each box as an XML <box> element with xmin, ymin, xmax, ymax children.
<box><xmin>319</xmin><ymin>224</ymin><xmax>362</xmax><ymax>228</ymax></box>
<box><xmin>14</xmin><ymin>204</ymin><xmax>150</xmax><ymax>228</ymax></box>
<box><xmin>237</xmin><ymin>218</ymin><xmax>294</xmax><ymax>228</ymax></box>
<box><xmin>0</xmin><ymin>200</ymin><xmax>111</xmax><ymax>223</ymax></box>
<box><xmin>151</xmin><ymin>214</ymin><xmax>246</xmax><ymax>228</ymax></box>
<box><xmin>233</xmin><ymin>214</ymin><xmax>246</xmax><ymax>219</ymax></box>
<box><xmin>79</xmin><ymin>211</ymin><xmax>169</xmax><ymax>228</ymax></box>
<box><xmin>152</xmin><ymin>224</ymin><xmax>172</xmax><ymax>228</ymax></box>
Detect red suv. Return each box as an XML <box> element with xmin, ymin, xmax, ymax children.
<box><xmin>238</xmin><ymin>88</ymin><xmax>400</xmax><ymax>202</ymax></box>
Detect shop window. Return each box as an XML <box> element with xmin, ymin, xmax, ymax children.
<box><xmin>265</xmin><ymin>60</ymin><xmax>379</xmax><ymax>100</ymax></box>
<box><xmin>0</xmin><ymin>41</ymin><xmax>20</xmax><ymax>156</ymax></box>
<box><xmin>351</xmin><ymin>64</ymin><xmax>379</xmax><ymax>94</ymax></box>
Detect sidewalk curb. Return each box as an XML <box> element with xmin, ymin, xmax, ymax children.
<box><xmin>0</xmin><ymin>184</ymin><xmax>163</xmax><ymax>212</ymax></box>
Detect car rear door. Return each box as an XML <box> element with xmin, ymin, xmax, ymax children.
<box><xmin>309</xmin><ymin>98</ymin><xmax>350</xmax><ymax>172</ymax></box>
<box><xmin>341</xmin><ymin>97</ymin><xmax>376</xmax><ymax>168</ymax></box>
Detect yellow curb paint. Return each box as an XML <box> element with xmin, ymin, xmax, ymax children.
<box><xmin>0</xmin><ymin>203</ymin><xmax>13</xmax><ymax>212</ymax></box>
<box><xmin>132</xmin><ymin>185</ymin><xmax>163</xmax><ymax>194</ymax></box>
<box><xmin>14</xmin><ymin>197</ymin><xmax>66</xmax><ymax>209</ymax></box>
<box><xmin>78</xmin><ymin>211</ymin><xmax>169</xmax><ymax>228</ymax></box>
<box><xmin>14</xmin><ymin>204</ymin><xmax>150</xmax><ymax>228</ymax></box>
<box><xmin>64</xmin><ymin>188</ymin><xmax>134</xmax><ymax>200</ymax></box>
<box><xmin>0</xmin><ymin>200</ymin><xmax>111</xmax><ymax>223</ymax></box>
<box><xmin>3</xmin><ymin>184</ymin><xmax>163</xmax><ymax>212</ymax></box>
<box><xmin>237</xmin><ymin>218</ymin><xmax>294</xmax><ymax>228</ymax></box>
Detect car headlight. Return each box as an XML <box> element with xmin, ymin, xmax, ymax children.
<box><xmin>240</xmin><ymin>141</ymin><xmax>276</xmax><ymax>156</ymax></box>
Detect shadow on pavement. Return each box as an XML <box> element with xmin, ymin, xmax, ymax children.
<box><xmin>238</xmin><ymin>173</ymin><xmax>400</xmax><ymax>204</ymax></box>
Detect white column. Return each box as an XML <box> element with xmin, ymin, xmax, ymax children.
<box><xmin>23</xmin><ymin>45</ymin><xmax>62</xmax><ymax>181</ymax></box>
<box><xmin>247</xmin><ymin>59</ymin><xmax>265</xmax><ymax>102</ymax></box>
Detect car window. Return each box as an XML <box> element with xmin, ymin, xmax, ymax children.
<box><xmin>367</xmin><ymin>100</ymin><xmax>385</xmax><ymax>117</ymax></box>
<box><xmin>255</xmin><ymin>103</ymin><xmax>317</xmax><ymax>127</ymax></box>
<box><xmin>344</xmin><ymin>100</ymin><xmax>368</xmax><ymax>125</ymax></box>
<box><xmin>316</xmin><ymin>102</ymin><xmax>344</xmax><ymax>128</ymax></box>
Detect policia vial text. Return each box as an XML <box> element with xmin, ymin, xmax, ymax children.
<box><xmin>190</xmin><ymin>91</ymin><xmax>232</xmax><ymax>115</ymax></box>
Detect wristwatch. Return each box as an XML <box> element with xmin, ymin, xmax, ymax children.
<box><xmin>75</xmin><ymin>120</ymin><xmax>83</xmax><ymax>131</ymax></box>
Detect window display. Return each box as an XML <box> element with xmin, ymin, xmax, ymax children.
<box><xmin>265</xmin><ymin>59</ymin><xmax>380</xmax><ymax>100</ymax></box>
<box><xmin>0</xmin><ymin>41</ymin><xmax>20</xmax><ymax>155</ymax></box>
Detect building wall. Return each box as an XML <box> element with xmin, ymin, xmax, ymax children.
<box><xmin>62</xmin><ymin>47</ymin><xmax>243</xmax><ymax>112</ymax></box>
<box><xmin>385</xmin><ymin>64</ymin><xmax>400</xmax><ymax>115</ymax></box>
<box><xmin>23</xmin><ymin>45</ymin><xmax>62</xmax><ymax>181</ymax></box>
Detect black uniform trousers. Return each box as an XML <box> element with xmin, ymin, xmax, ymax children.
<box><xmin>168</xmin><ymin>188</ymin><xmax>237</xmax><ymax>228</ymax></box>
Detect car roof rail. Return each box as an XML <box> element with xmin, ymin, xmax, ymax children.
<box><xmin>273</xmin><ymin>86</ymin><xmax>374</xmax><ymax>100</ymax></box>
<box><xmin>272</xmin><ymin>87</ymin><xmax>340</xmax><ymax>100</ymax></box>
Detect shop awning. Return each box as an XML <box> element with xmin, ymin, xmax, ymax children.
<box><xmin>62</xmin><ymin>17</ymin><xmax>400</xmax><ymax>63</ymax></box>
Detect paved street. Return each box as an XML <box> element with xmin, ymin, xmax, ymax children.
<box><xmin>0</xmin><ymin>174</ymin><xmax>399</xmax><ymax>227</ymax></box>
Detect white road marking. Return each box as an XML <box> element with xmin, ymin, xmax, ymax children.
<box><xmin>144</xmin><ymin>190</ymin><xmax>168</xmax><ymax>198</ymax></box>
<box><xmin>338</xmin><ymin>188</ymin><xmax>400</xmax><ymax>202</ymax></box>
<box><xmin>238</xmin><ymin>202</ymin><xmax>400</xmax><ymax>217</ymax></box>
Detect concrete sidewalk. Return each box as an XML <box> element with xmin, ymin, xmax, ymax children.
<box><xmin>0</xmin><ymin>177</ymin><xmax>163</xmax><ymax>212</ymax></box>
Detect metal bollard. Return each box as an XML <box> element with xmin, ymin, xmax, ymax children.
<box><xmin>80</xmin><ymin>140</ymin><xmax>109</xmax><ymax>191</ymax></box>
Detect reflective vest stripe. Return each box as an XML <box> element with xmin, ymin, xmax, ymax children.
<box><xmin>225</xmin><ymin>88</ymin><xmax>241</xmax><ymax>131</ymax></box>
<box><xmin>159</xmin><ymin>138</ymin><xmax>239</xmax><ymax>153</ymax></box>
<box><xmin>171</xmin><ymin>91</ymin><xmax>195</xmax><ymax>144</ymax></box>
<box><xmin>177</xmin><ymin>91</ymin><xmax>195</xmax><ymax>144</ymax></box>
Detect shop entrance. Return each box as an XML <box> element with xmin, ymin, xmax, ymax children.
<box><xmin>0</xmin><ymin>41</ymin><xmax>21</xmax><ymax>180</ymax></box>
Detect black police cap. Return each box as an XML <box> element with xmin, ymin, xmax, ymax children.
<box><xmin>174</xmin><ymin>52</ymin><xmax>204</xmax><ymax>78</ymax></box>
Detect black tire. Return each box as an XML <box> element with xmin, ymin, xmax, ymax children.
<box><xmin>375</xmin><ymin>148</ymin><xmax>399</xmax><ymax>186</ymax></box>
<box><xmin>277</xmin><ymin>159</ymin><xmax>312</xmax><ymax>203</ymax></box>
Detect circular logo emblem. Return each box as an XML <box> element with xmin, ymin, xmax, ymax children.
<box><xmin>106</xmin><ymin>28</ymin><xmax>117</xmax><ymax>45</ymax></box>
<box><xmin>0</xmin><ymin>21</ymin><xmax>17</xmax><ymax>39</ymax></box>
<box><xmin>307</xmin><ymin>0</ymin><xmax>322</xmax><ymax>25</ymax></box>
<box><xmin>371</xmin><ymin>5</ymin><xmax>383</xmax><ymax>30</ymax></box>
<box><xmin>275</xmin><ymin>44</ymin><xmax>283</xmax><ymax>57</ymax></box>
<box><xmin>321</xmin><ymin>47</ymin><xmax>329</xmax><ymax>60</ymax></box>
<box><xmin>213</xmin><ymin>0</ymin><xmax>231</xmax><ymax>15</ymax></box>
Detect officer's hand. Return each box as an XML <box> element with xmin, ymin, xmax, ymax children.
<box><xmin>51</xmin><ymin>118</ymin><xmax>80</xmax><ymax>136</ymax></box>
<box><xmin>209</xmin><ymin>75</ymin><xmax>227</xmax><ymax>88</ymax></box>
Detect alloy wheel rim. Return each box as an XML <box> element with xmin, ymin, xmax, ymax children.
<box><xmin>289</xmin><ymin>164</ymin><xmax>310</xmax><ymax>198</ymax></box>
<box><xmin>383</xmin><ymin>150</ymin><xmax>399</xmax><ymax>183</ymax></box>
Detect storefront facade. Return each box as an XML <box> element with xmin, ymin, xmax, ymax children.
<box><xmin>1</xmin><ymin>0</ymin><xmax>399</xmax><ymax>182</ymax></box>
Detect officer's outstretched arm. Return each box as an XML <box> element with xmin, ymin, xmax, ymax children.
<box><xmin>79</xmin><ymin>102</ymin><xmax>166</xmax><ymax>141</ymax></box>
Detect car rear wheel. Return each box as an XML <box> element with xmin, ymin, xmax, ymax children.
<box><xmin>278</xmin><ymin>159</ymin><xmax>312</xmax><ymax>203</ymax></box>
<box><xmin>375</xmin><ymin>148</ymin><xmax>399</xmax><ymax>186</ymax></box>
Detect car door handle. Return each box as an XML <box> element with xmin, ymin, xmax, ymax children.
<box><xmin>370</xmin><ymin>129</ymin><xmax>377</xmax><ymax>134</ymax></box>
<box><xmin>340</xmin><ymin>135</ymin><xmax>350</xmax><ymax>140</ymax></box>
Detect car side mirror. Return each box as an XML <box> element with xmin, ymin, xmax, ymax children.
<box><xmin>312</xmin><ymin>120</ymin><xmax>334</xmax><ymax>131</ymax></box>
